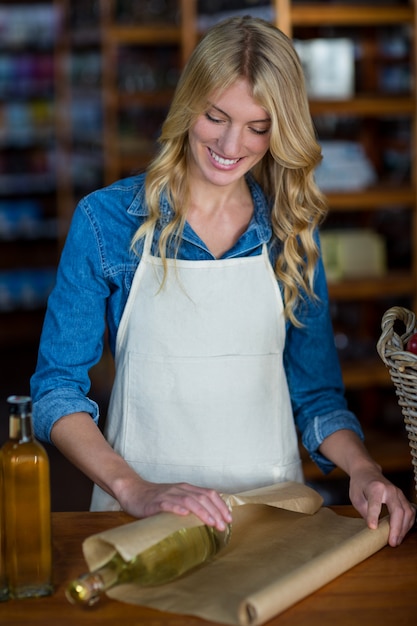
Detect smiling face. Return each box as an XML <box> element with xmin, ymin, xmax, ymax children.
<box><xmin>187</xmin><ymin>79</ymin><xmax>271</xmax><ymax>190</ymax></box>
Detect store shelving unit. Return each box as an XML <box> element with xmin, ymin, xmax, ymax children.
<box><xmin>55</xmin><ymin>0</ymin><xmax>417</xmax><ymax>482</ymax></box>
<box><xmin>273</xmin><ymin>1</ymin><xmax>416</xmax><ymax>389</ymax></box>
<box><xmin>271</xmin><ymin>1</ymin><xmax>416</xmax><ymax>486</ymax></box>
<box><xmin>1</xmin><ymin>1</ymin><xmax>415</xmax><ymax>502</ymax></box>
<box><xmin>99</xmin><ymin>0</ymin><xmax>197</xmax><ymax>187</ymax></box>
<box><xmin>0</xmin><ymin>1</ymin><xmax>61</xmax><ymax>363</ymax></box>
<box><xmin>54</xmin><ymin>0</ymin><xmax>104</xmax><ymax>237</ymax></box>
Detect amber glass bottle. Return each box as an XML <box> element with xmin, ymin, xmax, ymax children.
<box><xmin>1</xmin><ymin>396</ymin><xmax>52</xmax><ymax>598</ymax></box>
<box><xmin>0</xmin><ymin>448</ymin><xmax>8</xmax><ymax>602</ymax></box>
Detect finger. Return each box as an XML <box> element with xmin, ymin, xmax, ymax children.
<box><xmin>179</xmin><ymin>487</ymin><xmax>232</xmax><ymax>530</ymax></box>
<box><xmin>365</xmin><ymin>494</ymin><xmax>382</xmax><ymax>531</ymax></box>
<box><xmin>386</xmin><ymin>503</ymin><xmax>405</xmax><ymax>547</ymax></box>
<box><xmin>377</xmin><ymin>487</ymin><xmax>416</xmax><ymax>546</ymax></box>
<box><xmin>386</xmin><ymin>502</ymin><xmax>413</xmax><ymax>547</ymax></box>
<box><xmin>389</xmin><ymin>500</ymin><xmax>416</xmax><ymax>547</ymax></box>
<box><xmin>160</xmin><ymin>484</ymin><xmax>232</xmax><ymax>530</ymax></box>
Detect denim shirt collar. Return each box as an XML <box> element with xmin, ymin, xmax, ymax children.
<box><xmin>126</xmin><ymin>176</ymin><xmax>148</xmax><ymax>217</ymax></box>
<box><xmin>125</xmin><ymin>172</ymin><xmax>272</xmax><ymax>243</ymax></box>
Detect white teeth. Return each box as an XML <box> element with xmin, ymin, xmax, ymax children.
<box><xmin>210</xmin><ymin>149</ymin><xmax>239</xmax><ymax>166</ymax></box>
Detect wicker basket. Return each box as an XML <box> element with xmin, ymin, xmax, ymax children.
<box><xmin>377</xmin><ymin>306</ymin><xmax>417</xmax><ymax>496</ymax></box>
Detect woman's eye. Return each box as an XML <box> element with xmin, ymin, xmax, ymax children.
<box><xmin>251</xmin><ymin>127</ymin><xmax>269</xmax><ymax>135</ymax></box>
<box><xmin>250</xmin><ymin>123</ymin><xmax>271</xmax><ymax>135</ymax></box>
<box><xmin>205</xmin><ymin>112</ymin><xmax>223</xmax><ymax>124</ymax></box>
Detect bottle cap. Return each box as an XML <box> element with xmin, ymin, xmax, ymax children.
<box><xmin>7</xmin><ymin>395</ymin><xmax>32</xmax><ymax>415</ymax></box>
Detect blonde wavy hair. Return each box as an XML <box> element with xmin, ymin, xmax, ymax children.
<box><xmin>131</xmin><ymin>16</ymin><xmax>327</xmax><ymax>325</ymax></box>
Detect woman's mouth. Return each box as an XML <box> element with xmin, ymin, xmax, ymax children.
<box><xmin>209</xmin><ymin>148</ymin><xmax>241</xmax><ymax>167</ymax></box>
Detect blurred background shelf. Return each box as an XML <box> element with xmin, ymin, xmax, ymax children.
<box><xmin>0</xmin><ymin>0</ymin><xmax>415</xmax><ymax>508</ymax></box>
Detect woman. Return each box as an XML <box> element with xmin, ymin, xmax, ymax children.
<box><xmin>31</xmin><ymin>16</ymin><xmax>415</xmax><ymax>545</ymax></box>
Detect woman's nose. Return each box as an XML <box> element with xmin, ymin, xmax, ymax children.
<box><xmin>217</xmin><ymin>126</ymin><xmax>242</xmax><ymax>157</ymax></box>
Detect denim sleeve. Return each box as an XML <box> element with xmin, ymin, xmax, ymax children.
<box><xmin>284</xmin><ymin>249</ymin><xmax>364</xmax><ymax>474</ymax></box>
<box><xmin>30</xmin><ymin>198</ymin><xmax>110</xmax><ymax>443</ymax></box>
<box><xmin>301</xmin><ymin>409</ymin><xmax>364</xmax><ymax>473</ymax></box>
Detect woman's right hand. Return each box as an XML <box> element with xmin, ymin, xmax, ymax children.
<box><xmin>115</xmin><ymin>476</ymin><xmax>233</xmax><ymax>531</ymax></box>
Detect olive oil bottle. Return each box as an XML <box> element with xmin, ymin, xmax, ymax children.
<box><xmin>66</xmin><ymin>521</ymin><xmax>231</xmax><ymax>606</ymax></box>
<box><xmin>0</xmin><ymin>448</ymin><xmax>8</xmax><ymax>602</ymax></box>
<box><xmin>1</xmin><ymin>396</ymin><xmax>52</xmax><ymax>599</ymax></box>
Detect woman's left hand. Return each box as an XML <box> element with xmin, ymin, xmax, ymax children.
<box><xmin>319</xmin><ymin>429</ymin><xmax>416</xmax><ymax>546</ymax></box>
<box><xmin>349</xmin><ymin>465</ymin><xmax>416</xmax><ymax>547</ymax></box>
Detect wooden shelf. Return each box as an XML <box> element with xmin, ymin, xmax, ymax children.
<box><xmin>290</xmin><ymin>4</ymin><xmax>414</xmax><ymax>27</ymax></box>
<box><xmin>119</xmin><ymin>152</ymin><xmax>154</xmax><ymax>173</ymax></box>
<box><xmin>117</xmin><ymin>90</ymin><xmax>175</xmax><ymax>107</ymax></box>
<box><xmin>99</xmin><ymin>0</ymin><xmax>195</xmax><ymax>187</ymax></box>
<box><xmin>105</xmin><ymin>24</ymin><xmax>182</xmax><ymax>46</ymax></box>
<box><xmin>327</xmin><ymin>272</ymin><xmax>415</xmax><ymax>300</ymax></box>
<box><xmin>326</xmin><ymin>186</ymin><xmax>415</xmax><ymax>210</ymax></box>
<box><xmin>310</xmin><ymin>95</ymin><xmax>415</xmax><ymax>117</ymax></box>
<box><xmin>341</xmin><ymin>359</ymin><xmax>392</xmax><ymax>389</ymax></box>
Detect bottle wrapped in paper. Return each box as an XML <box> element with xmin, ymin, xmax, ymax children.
<box><xmin>80</xmin><ymin>482</ymin><xmax>389</xmax><ymax>625</ymax></box>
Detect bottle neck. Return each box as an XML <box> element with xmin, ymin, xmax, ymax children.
<box><xmin>9</xmin><ymin>414</ymin><xmax>34</xmax><ymax>443</ymax></box>
<box><xmin>66</xmin><ymin>555</ymin><xmax>122</xmax><ymax>606</ymax></box>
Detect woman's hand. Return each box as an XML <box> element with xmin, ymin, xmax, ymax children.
<box><xmin>349</xmin><ymin>465</ymin><xmax>416</xmax><ymax>547</ymax></box>
<box><xmin>319</xmin><ymin>429</ymin><xmax>416</xmax><ymax>546</ymax></box>
<box><xmin>115</xmin><ymin>477</ymin><xmax>233</xmax><ymax>531</ymax></box>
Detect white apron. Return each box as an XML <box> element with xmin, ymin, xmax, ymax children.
<box><xmin>91</xmin><ymin>227</ymin><xmax>303</xmax><ymax>510</ymax></box>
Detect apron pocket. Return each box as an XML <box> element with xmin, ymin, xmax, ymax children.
<box><xmin>122</xmin><ymin>351</ymin><xmax>299</xmax><ymax>472</ymax></box>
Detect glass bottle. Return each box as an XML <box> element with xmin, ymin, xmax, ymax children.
<box><xmin>1</xmin><ymin>395</ymin><xmax>53</xmax><ymax>599</ymax></box>
<box><xmin>66</xmin><ymin>521</ymin><xmax>231</xmax><ymax>606</ymax></box>
<box><xmin>0</xmin><ymin>449</ymin><xmax>8</xmax><ymax>602</ymax></box>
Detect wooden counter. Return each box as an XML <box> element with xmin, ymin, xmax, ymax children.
<box><xmin>0</xmin><ymin>508</ymin><xmax>416</xmax><ymax>626</ymax></box>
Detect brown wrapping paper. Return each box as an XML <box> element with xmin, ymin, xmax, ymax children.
<box><xmin>81</xmin><ymin>482</ymin><xmax>389</xmax><ymax>625</ymax></box>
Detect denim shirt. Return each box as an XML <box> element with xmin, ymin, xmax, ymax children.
<box><xmin>30</xmin><ymin>172</ymin><xmax>363</xmax><ymax>474</ymax></box>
